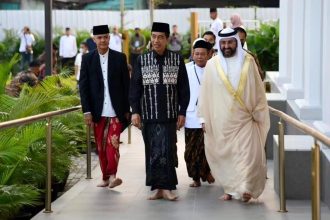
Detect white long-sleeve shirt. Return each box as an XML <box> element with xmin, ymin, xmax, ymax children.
<box><xmin>19</xmin><ymin>32</ymin><xmax>35</xmax><ymax>52</ymax></box>
<box><xmin>210</xmin><ymin>17</ymin><xmax>224</xmax><ymax>49</ymax></box>
<box><xmin>59</xmin><ymin>35</ymin><xmax>77</xmax><ymax>58</ymax></box>
<box><xmin>75</xmin><ymin>52</ymin><xmax>83</xmax><ymax>80</ymax></box>
<box><xmin>185</xmin><ymin>62</ymin><xmax>204</xmax><ymax>128</ymax></box>
<box><xmin>99</xmin><ymin>50</ymin><xmax>116</xmax><ymax>117</ymax></box>
<box><xmin>109</xmin><ymin>33</ymin><xmax>122</xmax><ymax>52</ymax></box>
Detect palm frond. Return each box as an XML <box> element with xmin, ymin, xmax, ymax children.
<box><xmin>0</xmin><ymin>54</ymin><xmax>20</xmax><ymax>95</ymax></box>
<box><xmin>0</xmin><ymin>184</ymin><xmax>41</xmax><ymax>219</ymax></box>
<box><xmin>0</xmin><ymin>162</ymin><xmax>19</xmax><ymax>185</ymax></box>
<box><xmin>0</xmin><ymin>94</ymin><xmax>16</xmax><ymax>114</ymax></box>
<box><xmin>0</xmin><ymin>129</ymin><xmax>28</xmax><ymax>164</ymax></box>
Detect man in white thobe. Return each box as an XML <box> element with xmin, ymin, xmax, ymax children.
<box><xmin>198</xmin><ymin>28</ymin><xmax>270</xmax><ymax>202</ymax></box>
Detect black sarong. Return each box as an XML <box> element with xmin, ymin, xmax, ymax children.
<box><xmin>142</xmin><ymin>122</ymin><xmax>178</xmax><ymax>190</ymax></box>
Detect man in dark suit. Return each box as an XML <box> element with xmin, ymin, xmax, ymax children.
<box><xmin>79</xmin><ymin>25</ymin><xmax>130</xmax><ymax>188</ymax></box>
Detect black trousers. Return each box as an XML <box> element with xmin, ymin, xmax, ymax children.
<box><xmin>61</xmin><ymin>57</ymin><xmax>75</xmax><ymax>70</ymax></box>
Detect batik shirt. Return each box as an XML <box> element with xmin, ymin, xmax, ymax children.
<box><xmin>130</xmin><ymin>50</ymin><xmax>190</xmax><ymax>123</ymax></box>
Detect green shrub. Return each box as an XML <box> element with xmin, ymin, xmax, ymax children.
<box><xmin>247</xmin><ymin>21</ymin><xmax>279</xmax><ymax>71</ymax></box>
<box><xmin>0</xmin><ymin>58</ymin><xmax>82</xmax><ymax>218</ymax></box>
<box><xmin>0</xmin><ymin>185</ymin><xmax>40</xmax><ymax>219</ymax></box>
<box><xmin>181</xmin><ymin>31</ymin><xmax>191</xmax><ymax>60</ymax></box>
<box><xmin>0</xmin><ymin>29</ymin><xmax>20</xmax><ymax>64</ymax></box>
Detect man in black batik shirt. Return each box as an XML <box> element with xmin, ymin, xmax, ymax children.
<box><xmin>130</xmin><ymin>22</ymin><xmax>190</xmax><ymax>201</ymax></box>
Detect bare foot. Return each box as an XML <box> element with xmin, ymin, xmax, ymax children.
<box><xmin>220</xmin><ymin>194</ymin><xmax>232</xmax><ymax>201</ymax></box>
<box><xmin>206</xmin><ymin>173</ymin><xmax>215</xmax><ymax>184</ymax></box>
<box><xmin>97</xmin><ymin>180</ymin><xmax>109</xmax><ymax>187</ymax></box>
<box><xmin>109</xmin><ymin>178</ymin><xmax>122</xmax><ymax>188</ymax></box>
<box><xmin>189</xmin><ymin>181</ymin><xmax>201</xmax><ymax>187</ymax></box>
<box><xmin>162</xmin><ymin>190</ymin><xmax>178</xmax><ymax>201</ymax></box>
<box><xmin>242</xmin><ymin>192</ymin><xmax>252</xmax><ymax>203</ymax></box>
<box><xmin>148</xmin><ymin>190</ymin><xmax>163</xmax><ymax>200</ymax></box>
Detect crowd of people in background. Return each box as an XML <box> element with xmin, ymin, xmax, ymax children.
<box><xmin>12</xmin><ymin>8</ymin><xmax>254</xmax><ymax>86</ymax></box>
<box><xmin>7</xmin><ymin>9</ymin><xmax>269</xmax><ymax>204</ymax></box>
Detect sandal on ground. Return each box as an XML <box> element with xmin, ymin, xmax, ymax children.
<box><xmin>109</xmin><ymin>178</ymin><xmax>122</xmax><ymax>188</ymax></box>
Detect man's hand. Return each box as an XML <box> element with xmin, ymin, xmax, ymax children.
<box><xmin>176</xmin><ymin>115</ymin><xmax>185</xmax><ymax>130</ymax></box>
<box><xmin>84</xmin><ymin>113</ymin><xmax>93</xmax><ymax>126</ymax></box>
<box><xmin>131</xmin><ymin>113</ymin><xmax>142</xmax><ymax>129</ymax></box>
<box><xmin>202</xmin><ymin>123</ymin><xmax>206</xmax><ymax>133</ymax></box>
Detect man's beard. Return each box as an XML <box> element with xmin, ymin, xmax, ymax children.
<box><xmin>220</xmin><ymin>47</ymin><xmax>236</xmax><ymax>58</ymax></box>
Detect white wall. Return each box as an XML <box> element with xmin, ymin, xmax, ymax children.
<box><xmin>314</xmin><ymin>0</ymin><xmax>330</xmax><ymax>135</ymax></box>
<box><xmin>0</xmin><ymin>8</ymin><xmax>279</xmax><ymax>40</ymax></box>
<box><xmin>278</xmin><ymin>0</ymin><xmax>329</xmax><ymax>134</ymax></box>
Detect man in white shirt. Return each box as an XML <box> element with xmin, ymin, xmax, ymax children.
<box><xmin>59</xmin><ymin>27</ymin><xmax>77</xmax><ymax>69</ymax></box>
<box><xmin>79</xmin><ymin>25</ymin><xmax>130</xmax><ymax>188</ymax></box>
<box><xmin>209</xmin><ymin>8</ymin><xmax>224</xmax><ymax>51</ymax></box>
<box><xmin>184</xmin><ymin>39</ymin><xmax>215</xmax><ymax>188</ymax></box>
<box><xmin>109</xmin><ymin>25</ymin><xmax>122</xmax><ymax>52</ymax></box>
<box><xmin>18</xmin><ymin>26</ymin><xmax>35</xmax><ymax>71</ymax></box>
<box><xmin>74</xmin><ymin>42</ymin><xmax>89</xmax><ymax>81</ymax></box>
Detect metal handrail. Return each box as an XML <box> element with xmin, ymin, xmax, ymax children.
<box><xmin>269</xmin><ymin>107</ymin><xmax>330</xmax><ymax>146</ymax></box>
<box><xmin>0</xmin><ymin>106</ymin><xmax>81</xmax><ymax>129</ymax></box>
<box><xmin>0</xmin><ymin>105</ymin><xmax>133</xmax><ymax>213</ymax></box>
<box><xmin>0</xmin><ymin>105</ymin><xmax>92</xmax><ymax>213</ymax></box>
<box><xmin>268</xmin><ymin>106</ymin><xmax>330</xmax><ymax>220</ymax></box>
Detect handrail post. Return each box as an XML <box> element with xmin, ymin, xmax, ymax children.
<box><xmin>311</xmin><ymin>139</ymin><xmax>320</xmax><ymax>220</ymax></box>
<box><xmin>128</xmin><ymin>124</ymin><xmax>131</xmax><ymax>144</ymax></box>
<box><xmin>86</xmin><ymin>125</ymin><xmax>92</xmax><ymax>179</ymax></box>
<box><xmin>44</xmin><ymin>117</ymin><xmax>52</xmax><ymax>213</ymax></box>
<box><xmin>278</xmin><ymin>120</ymin><xmax>287</xmax><ymax>212</ymax></box>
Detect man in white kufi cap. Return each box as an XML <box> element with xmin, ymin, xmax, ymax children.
<box><xmin>198</xmin><ymin>28</ymin><xmax>270</xmax><ymax>202</ymax></box>
<box><xmin>184</xmin><ymin>39</ymin><xmax>215</xmax><ymax>188</ymax></box>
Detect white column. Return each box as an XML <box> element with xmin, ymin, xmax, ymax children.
<box><xmin>277</xmin><ymin>0</ymin><xmax>293</xmax><ymax>85</ymax></box>
<box><xmin>314</xmin><ymin>0</ymin><xmax>330</xmax><ymax>136</ymax></box>
<box><xmin>282</xmin><ymin>0</ymin><xmax>304</xmax><ymax>100</ymax></box>
<box><xmin>294</xmin><ymin>0</ymin><xmax>322</xmax><ymax>120</ymax></box>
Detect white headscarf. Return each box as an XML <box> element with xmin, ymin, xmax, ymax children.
<box><xmin>216</xmin><ymin>28</ymin><xmax>246</xmax><ymax>75</ymax></box>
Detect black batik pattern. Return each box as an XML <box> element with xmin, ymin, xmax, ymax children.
<box><xmin>142</xmin><ymin>122</ymin><xmax>178</xmax><ymax>190</ymax></box>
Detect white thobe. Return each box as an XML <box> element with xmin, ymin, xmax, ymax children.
<box><xmin>198</xmin><ymin>54</ymin><xmax>270</xmax><ymax>199</ymax></box>
<box><xmin>226</xmin><ymin>56</ymin><xmax>241</xmax><ymax>90</ymax></box>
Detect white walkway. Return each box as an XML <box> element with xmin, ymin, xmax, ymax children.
<box><xmin>33</xmin><ymin>127</ymin><xmax>330</xmax><ymax>220</ymax></box>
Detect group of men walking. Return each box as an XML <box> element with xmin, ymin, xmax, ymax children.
<box><xmin>78</xmin><ymin>21</ymin><xmax>270</xmax><ymax>202</ymax></box>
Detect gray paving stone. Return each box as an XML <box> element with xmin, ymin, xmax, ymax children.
<box><xmin>33</xmin><ymin>127</ymin><xmax>330</xmax><ymax>220</ymax></box>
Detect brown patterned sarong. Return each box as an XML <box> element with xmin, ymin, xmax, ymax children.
<box><xmin>184</xmin><ymin>128</ymin><xmax>211</xmax><ymax>182</ymax></box>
